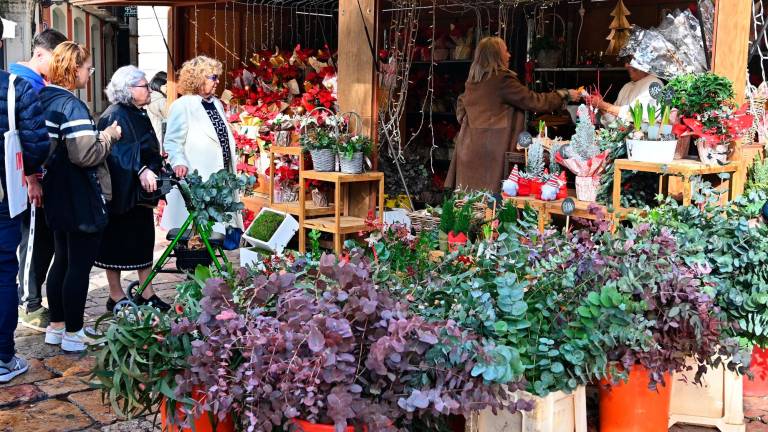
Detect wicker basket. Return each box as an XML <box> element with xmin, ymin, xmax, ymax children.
<box><xmin>409</xmin><ymin>210</ymin><xmax>440</xmax><ymax>232</ymax></box>
<box><xmin>340</xmin><ymin>152</ymin><xmax>364</xmax><ymax>174</ymax></box>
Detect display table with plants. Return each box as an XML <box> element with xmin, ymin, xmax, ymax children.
<box><xmin>611</xmin><ymin>158</ymin><xmax>742</xmax><ymax>215</ymax></box>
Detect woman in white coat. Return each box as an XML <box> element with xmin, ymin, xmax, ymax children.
<box><xmin>161</xmin><ymin>55</ymin><xmax>242</xmax><ymax>231</ymax></box>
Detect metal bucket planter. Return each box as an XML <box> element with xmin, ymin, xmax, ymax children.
<box><xmin>340</xmin><ymin>152</ymin><xmax>364</xmax><ymax>174</ymax></box>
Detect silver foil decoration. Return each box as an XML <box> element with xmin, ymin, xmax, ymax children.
<box><xmin>620</xmin><ymin>9</ymin><xmax>708</xmax><ymax>80</ymax></box>
<box><xmin>698</xmin><ymin>0</ymin><xmax>715</xmax><ymax>54</ymax></box>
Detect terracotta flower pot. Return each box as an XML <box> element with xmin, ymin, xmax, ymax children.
<box><xmin>599</xmin><ymin>364</ymin><xmax>671</xmax><ymax>432</ymax></box>
<box><xmin>744</xmin><ymin>346</ymin><xmax>768</xmax><ymax>397</ymax></box>
<box><xmin>160</xmin><ymin>388</ymin><xmax>235</xmax><ymax>432</ymax></box>
<box><xmin>292</xmin><ymin>419</ymin><xmax>365</xmax><ymax>432</ymax></box>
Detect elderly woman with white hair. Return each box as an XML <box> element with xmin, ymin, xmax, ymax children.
<box><xmin>95</xmin><ymin>65</ymin><xmax>169</xmax><ymax>312</ymax></box>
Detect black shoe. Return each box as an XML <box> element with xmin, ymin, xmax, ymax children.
<box><xmin>136</xmin><ymin>295</ymin><xmax>171</xmax><ymax>312</ymax></box>
<box><xmin>106</xmin><ymin>297</ymin><xmax>128</xmax><ymax>313</ymax></box>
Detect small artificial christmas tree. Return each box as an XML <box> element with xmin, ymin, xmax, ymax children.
<box><xmin>606</xmin><ymin>0</ymin><xmax>631</xmax><ymax>56</ymax></box>
<box><xmin>527</xmin><ymin>138</ymin><xmax>545</xmax><ymax>178</ymax></box>
<box><xmin>549</xmin><ymin>142</ymin><xmax>563</xmax><ymax>176</ymax></box>
<box><xmin>571</xmin><ymin>105</ymin><xmax>599</xmax><ymax>161</ymax></box>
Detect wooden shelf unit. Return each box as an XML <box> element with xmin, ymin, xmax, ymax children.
<box><xmin>299</xmin><ymin>170</ymin><xmax>385</xmax><ymax>254</ymax></box>
<box><xmin>611</xmin><ymin>158</ymin><xmax>743</xmax><ymax>215</ymax></box>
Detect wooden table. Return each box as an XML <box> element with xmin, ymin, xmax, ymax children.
<box><xmin>299</xmin><ymin>170</ymin><xmax>385</xmax><ymax>253</ymax></box>
<box><xmin>504</xmin><ymin>192</ymin><xmax>632</xmax><ymax>232</ymax></box>
<box><xmin>611</xmin><ymin>159</ymin><xmax>741</xmax><ymax>215</ymax></box>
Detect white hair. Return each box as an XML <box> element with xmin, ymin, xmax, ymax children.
<box><xmin>105</xmin><ymin>65</ymin><xmax>146</xmax><ymax>104</ymax></box>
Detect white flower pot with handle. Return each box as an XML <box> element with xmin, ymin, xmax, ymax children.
<box><xmin>626</xmin><ymin>139</ymin><xmax>678</xmax><ymax>163</ymax></box>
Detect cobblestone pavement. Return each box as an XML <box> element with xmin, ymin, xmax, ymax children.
<box><xmin>1</xmin><ymin>233</ymin><xmax>767</xmax><ymax>431</ymax></box>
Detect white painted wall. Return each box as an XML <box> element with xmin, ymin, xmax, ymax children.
<box><xmin>137</xmin><ymin>6</ymin><xmax>168</xmax><ymax>81</ymax></box>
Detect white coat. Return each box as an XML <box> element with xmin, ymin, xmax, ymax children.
<box><xmin>161</xmin><ymin>94</ymin><xmax>243</xmax><ymax>231</ymax></box>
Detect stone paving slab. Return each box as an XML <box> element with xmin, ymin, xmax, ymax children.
<box><xmin>68</xmin><ymin>390</ymin><xmax>119</xmax><ymax>426</ymax></box>
<box><xmin>0</xmin><ymin>399</ymin><xmax>94</xmax><ymax>431</ymax></box>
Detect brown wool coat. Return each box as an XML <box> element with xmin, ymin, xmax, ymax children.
<box><xmin>445</xmin><ymin>71</ymin><xmax>565</xmax><ymax>193</ymax></box>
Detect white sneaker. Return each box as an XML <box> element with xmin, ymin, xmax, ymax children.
<box><xmin>44</xmin><ymin>326</ymin><xmax>65</xmax><ymax>345</ymax></box>
<box><xmin>61</xmin><ymin>329</ymin><xmax>92</xmax><ymax>353</ymax></box>
<box><xmin>0</xmin><ymin>356</ymin><xmax>29</xmax><ymax>383</ymax></box>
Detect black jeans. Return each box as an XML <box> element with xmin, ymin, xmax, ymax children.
<box><xmin>17</xmin><ymin>206</ymin><xmax>55</xmax><ymax>312</ymax></box>
<box><xmin>47</xmin><ymin>231</ymin><xmax>101</xmax><ymax>333</ymax></box>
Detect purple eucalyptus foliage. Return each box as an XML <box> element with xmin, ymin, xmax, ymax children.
<box><xmin>171</xmin><ymin>254</ymin><xmax>525</xmax><ymax>431</ymax></box>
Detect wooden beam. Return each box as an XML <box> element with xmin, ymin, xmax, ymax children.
<box><xmin>711</xmin><ymin>0</ymin><xmax>752</xmax><ymax>105</ymax></box>
<box><xmin>337</xmin><ymin>0</ymin><xmax>378</xmax><ymax>136</ymax></box>
<box><xmin>167</xmin><ymin>6</ymin><xmax>179</xmax><ymax>103</ymax></box>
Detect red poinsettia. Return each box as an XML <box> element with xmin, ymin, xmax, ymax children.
<box><xmin>674</xmin><ymin>103</ymin><xmax>754</xmax><ymax>147</ymax></box>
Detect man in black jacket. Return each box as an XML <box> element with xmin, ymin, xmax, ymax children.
<box><xmin>0</xmin><ymin>19</ymin><xmax>51</xmax><ymax>383</ymax></box>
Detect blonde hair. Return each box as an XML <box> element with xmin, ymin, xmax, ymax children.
<box><xmin>177</xmin><ymin>55</ymin><xmax>223</xmax><ymax>95</ymax></box>
<box><xmin>467</xmin><ymin>37</ymin><xmax>509</xmax><ymax>84</ymax></box>
<box><xmin>48</xmin><ymin>42</ymin><xmax>90</xmax><ymax>90</ymax></box>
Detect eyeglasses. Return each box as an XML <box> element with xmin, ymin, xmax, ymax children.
<box><xmin>131</xmin><ymin>84</ymin><xmax>150</xmax><ymax>90</ymax></box>
<box><xmin>206</xmin><ymin>74</ymin><xmax>219</xmax><ymax>82</ymax></box>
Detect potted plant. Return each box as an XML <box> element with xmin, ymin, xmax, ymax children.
<box><xmin>437</xmin><ymin>197</ymin><xmax>455</xmax><ymax>252</ymax></box>
<box><xmin>242</xmin><ymin>207</ymin><xmax>299</xmax><ymax>254</ymax></box>
<box><xmin>558</xmin><ymin>105</ymin><xmax>609</xmax><ymax>202</ymax></box>
<box><xmin>90</xmin><ymin>267</ymin><xmax>236</xmax><ymax>432</ymax></box>
<box><xmin>624</xmin><ymin>101</ymin><xmax>678</xmax><ymax>163</ymax></box>
<box><xmin>447</xmin><ymin>202</ymin><xmax>471</xmax><ymax>251</ymax></box>
<box><xmin>173</xmin><ymin>255</ymin><xmax>525</xmax><ymax>432</ymax></box>
<box><xmin>661</xmin><ymin>72</ymin><xmax>753</xmax><ymax>165</ymax></box>
<box><xmin>338</xmin><ymin>135</ymin><xmax>372</xmax><ymax>174</ymax></box>
<box><xmin>300</xmin><ymin>128</ymin><xmax>338</xmax><ymax>172</ymax></box>
<box><xmin>660</xmin><ymin>105</ymin><xmax>673</xmax><ymax>136</ymax></box>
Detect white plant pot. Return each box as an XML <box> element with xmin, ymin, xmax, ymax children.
<box><xmin>242</xmin><ymin>208</ymin><xmax>299</xmax><ymax>253</ymax></box>
<box><xmin>647</xmin><ymin>125</ymin><xmax>660</xmax><ymax>140</ymax></box>
<box><xmin>239</xmin><ymin>247</ymin><xmax>266</xmax><ymax>268</ymax></box>
<box><xmin>626</xmin><ymin>139</ymin><xmax>678</xmax><ymax>163</ymax></box>
<box><xmin>661</xmin><ymin>124</ymin><xmax>673</xmax><ymax>136</ymax></box>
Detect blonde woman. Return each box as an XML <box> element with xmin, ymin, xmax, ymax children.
<box><xmin>161</xmin><ymin>56</ymin><xmax>241</xmax><ymax>230</ymax></box>
<box><xmin>38</xmin><ymin>42</ymin><xmax>121</xmax><ymax>352</ymax></box>
<box><xmin>445</xmin><ymin>36</ymin><xmax>580</xmax><ymax>192</ymax></box>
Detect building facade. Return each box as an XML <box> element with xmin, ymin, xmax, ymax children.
<box><xmin>0</xmin><ymin>0</ymin><xmax>136</xmax><ymax>114</ymax></box>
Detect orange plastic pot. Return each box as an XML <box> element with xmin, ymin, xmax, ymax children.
<box><xmin>160</xmin><ymin>387</ymin><xmax>235</xmax><ymax>432</ymax></box>
<box><xmin>744</xmin><ymin>346</ymin><xmax>768</xmax><ymax>396</ymax></box>
<box><xmin>599</xmin><ymin>364</ymin><xmax>671</xmax><ymax>432</ymax></box>
<box><xmin>292</xmin><ymin>419</ymin><xmax>366</xmax><ymax>432</ymax></box>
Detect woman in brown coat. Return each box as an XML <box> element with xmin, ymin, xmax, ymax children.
<box><xmin>446</xmin><ymin>36</ymin><xmax>579</xmax><ymax>192</ymax></box>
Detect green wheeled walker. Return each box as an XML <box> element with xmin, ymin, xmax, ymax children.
<box><xmin>115</xmin><ymin>177</ymin><xmax>229</xmax><ymax>313</ymax></box>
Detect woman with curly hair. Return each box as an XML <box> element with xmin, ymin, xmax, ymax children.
<box><xmin>161</xmin><ymin>56</ymin><xmax>241</xmax><ymax>230</ymax></box>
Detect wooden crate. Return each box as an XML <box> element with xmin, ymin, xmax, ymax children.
<box><xmin>668</xmin><ymin>358</ymin><xmax>745</xmax><ymax>432</ymax></box>
<box><xmin>466</xmin><ymin>387</ymin><xmax>587</xmax><ymax>432</ymax></box>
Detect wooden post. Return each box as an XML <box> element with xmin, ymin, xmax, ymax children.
<box><xmin>166</xmin><ymin>6</ymin><xmax>180</xmax><ymax>103</ymax></box>
<box><xmin>710</xmin><ymin>0</ymin><xmax>752</xmax><ymax>105</ymax></box>
<box><xmin>337</xmin><ymin>0</ymin><xmax>378</xmax><ymax>136</ymax></box>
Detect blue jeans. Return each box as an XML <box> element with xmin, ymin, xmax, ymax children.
<box><xmin>0</xmin><ymin>205</ymin><xmax>22</xmax><ymax>363</ymax></box>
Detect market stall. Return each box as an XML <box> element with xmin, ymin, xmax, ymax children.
<box><xmin>65</xmin><ymin>0</ymin><xmax>768</xmax><ymax>431</ymax></box>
